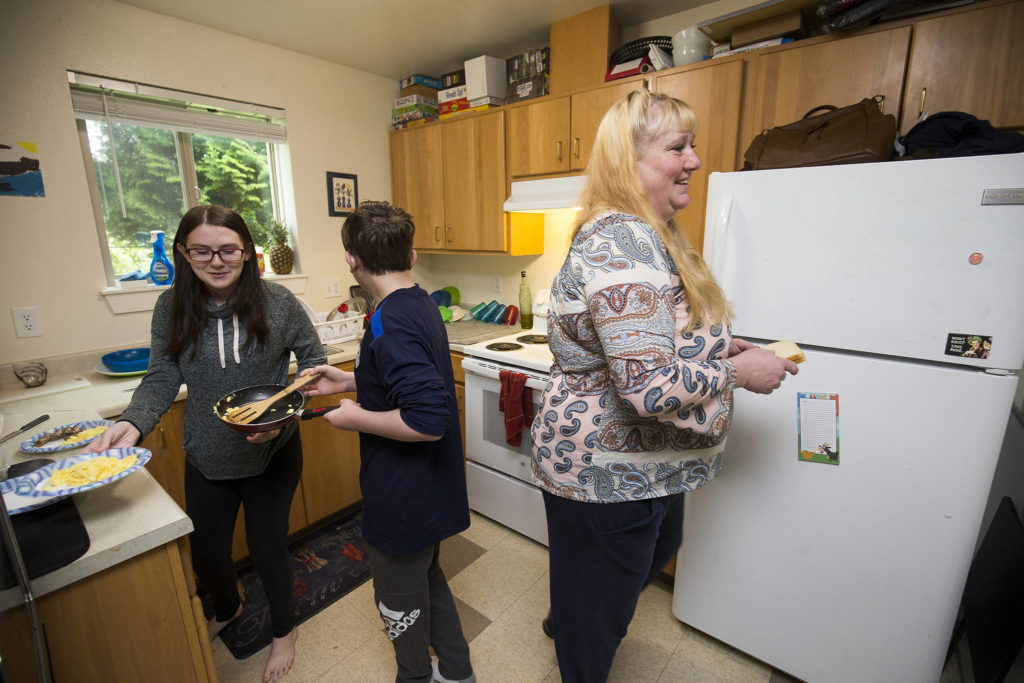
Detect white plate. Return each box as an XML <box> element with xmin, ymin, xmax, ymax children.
<box><xmin>95</xmin><ymin>363</ymin><xmax>147</xmax><ymax>378</ymax></box>
<box><xmin>19</xmin><ymin>419</ymin><xmax>114</xmax><ymax>454</ymax></box>
<box><xmin>1</xmin><ymin>448</ymin><xmax>151</xmax><ymax>515</ymax></box>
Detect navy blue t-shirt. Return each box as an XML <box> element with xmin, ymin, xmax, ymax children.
<box><xmin>355</xmin><ymin>285</ymin><xmax>469</xmax><ymax>555</ymax></box>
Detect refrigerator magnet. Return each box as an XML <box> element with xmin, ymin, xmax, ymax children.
<box><xmin>945</xmin><ymin>333</ymin><xmax>992</xmax><ymax>359</ymax></box>
<box><xmin>797</xmin><ymin>392</ymin><xmax>840</xmax><ymax>466</ymax></box>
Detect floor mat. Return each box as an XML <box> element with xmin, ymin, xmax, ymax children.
<box><xmin>216</xmin><ymin>510</ymin><xmax>371</xmax><ymax>659</ymax></box>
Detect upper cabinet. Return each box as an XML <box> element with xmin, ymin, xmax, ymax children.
<box><xmin>740</xmin><ymin>26</ymin><xmax>912</xmax><ymax>162</ymax></box>
<box><xmin>507</xmin><ymin>96</ymin><xmax>571</xmax><ymax>176</ymax></box>
<box><xmin>653</xmin><ymin>59</ymin><xmax>746</xmax><ymax>254</ymax></box>
<box><xmin>390</xmin><ymin>110</ymin><xmax>528</xmax><ymax>254</ymax></box>
<box><xmin>390</xmin><ymin>125</ymin><xmax>445</xmax><ymax>250</ymax></box>
<box><xmin>441</xmin><ymin>110</ymin><xmax>508</xmax><ymax>251</ymax></box>
<box><xmin>507</xmin><ymin>78</ymin><xmax>646</xmax><ymax>177</ymax></box>
<box><xmin>901</xmin><ymin>0</ymin><xmax>1024</xmax><ymax>134</ymax></box>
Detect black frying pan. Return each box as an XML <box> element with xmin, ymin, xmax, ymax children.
<box><xmin>214</xmin><ymin>383</ymin><xmax>338</xmax><ymax>434</ymax></box>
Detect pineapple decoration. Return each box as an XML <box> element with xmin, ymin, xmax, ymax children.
<box><xmin>266</xmin><ymin>219</ymin><xmax>294</xmax><ymax>275</ymax></box>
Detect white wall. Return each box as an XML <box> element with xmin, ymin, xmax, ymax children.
<box><xmin>0</xmin><ymin>0</ymin><xmax>396</xmax><ymax>365</ymax></box>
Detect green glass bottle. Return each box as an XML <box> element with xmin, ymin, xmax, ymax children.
<box><xmin>518</xmin><ymin>271</ymin><xmax>533</xmax><ymax>330</ymax></box>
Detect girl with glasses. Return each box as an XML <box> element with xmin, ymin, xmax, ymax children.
<box><xmin>88</xmin><ymin>204</ymin><xmax>324</xmax><ymax>682</ymax></box>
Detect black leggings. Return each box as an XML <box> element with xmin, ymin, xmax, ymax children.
<box><xmin>185</xmin><ymin>430</ymin><xmax>302</xmax><ymax>638</ymax></box>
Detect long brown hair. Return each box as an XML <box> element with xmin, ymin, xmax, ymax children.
<box><xmin>575</xmin><ymin>89</ymin><xmax>732</xmax><ymax>331</ymax></box>
<box><xmin>168</xmin><ymin>205</ymin><xmax>269</xmax><ymax>359</ymax></box>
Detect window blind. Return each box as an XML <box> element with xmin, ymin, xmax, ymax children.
<box><xmin>68</xmin><ymin>71</ymin><xmax>287</xmax><ymax>143</ymax></box>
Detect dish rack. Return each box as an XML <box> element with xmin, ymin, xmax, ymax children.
<box><xmin>313</xmin><ymin>310</ymin><xmax>364</xmax><ymax>344</ymax></box>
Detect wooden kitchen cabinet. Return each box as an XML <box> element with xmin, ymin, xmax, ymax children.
<box><xmin>440</xmin><ymin>110</ymin><xmax>508</xmax><ymax>252</ymax></box>
<box><xmin>389</xmin><ymin>110</ymin><xmax>522</xmax><ymax>254</ymax></box>
<box><xmin>740</xmin><ymin>26</ymin><xmax>911</xmax><ymax>166</ymax></box>
<box><xmin>507</xmin><ymin>96</ymin><xmax>571</xmax><ymax>176</ymax></box>
<box><xmin>569</xmin><ymin>80</ymin><xmax>648</xmax><ymax>171</ymax></box>
<box><xmin>507</xmin><ymin>77</ymin><xmax>646</xmax><ymax>177</ymax></box>
<box><xmin>25</xmin><ymin>540</ymin><xmax>213</xmax><ymax>682</ymax></box>
<box><xmin>900</xmin><ymin>0</ymin><xmax>1024</xmax><ymax>134</ymax></box>
<box><xmin>138</xmin><ymin>401</ymin><xmax>186</xmax><ymax>511</ymax></box>
<box><xmin>297</xmin><ymin>361</ymin><xmax>362</xmax><ymax>525</ymax></box>
<box><xmin>450</xmin><ymin>351</ymin><xmax>466</xmax><ymax>455</ymax></box>
<box><xmin>390</xmin><ymin>124</ymin><xmax>445</xmax><ymax>250</ymax></box>
<box><xmin>653</xmin><ymin>59</ymin><xmax>746</xmax><ymax>254</ymax></box>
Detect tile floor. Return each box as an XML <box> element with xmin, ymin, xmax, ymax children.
<box><xmin>213</xmin><ymin>511</ymin><xmax>969</xmax><ymax>682</ymax></box>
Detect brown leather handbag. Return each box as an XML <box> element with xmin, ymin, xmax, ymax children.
<box><xmin>742</xmin><ymin>95</ymin><xmax>897</xmax><ymax>170</ymax></box>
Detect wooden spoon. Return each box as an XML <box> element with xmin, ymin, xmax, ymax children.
<box><xmin>224</xmin><ymin>373</ymin><xmax>320</xmax><ymax>425</ymax></box>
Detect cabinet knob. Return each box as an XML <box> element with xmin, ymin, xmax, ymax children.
<box><xmin>556</xmin><ymin>140</ymin><xmax>563</xmax><ymax>163</ymax></box>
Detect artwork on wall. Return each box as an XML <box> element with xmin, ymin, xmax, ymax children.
<box><xmin>0</xmin><ymin>141</ymin><xmax>45</xmax><ymax>197</ymax></box>
<box><xmin>327</xmin><ymin>172</ymin><xmax>357</xmax><ymax>217</ymax></box>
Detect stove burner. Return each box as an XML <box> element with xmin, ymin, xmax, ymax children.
<box><xmin>516</xmin><ymin>334</ymin><xmax>549</xmax><ymax>345</ymax></box>
<box><xmin>486</xmin><ymin>342</ymin><xmax>523</xmax><ymax>352</ymax></box>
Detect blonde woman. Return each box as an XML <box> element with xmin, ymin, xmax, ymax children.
<box><xmin>532</xmin><ymin>90</ymin><xmax>798</xmax><ymax>681</ymax></box>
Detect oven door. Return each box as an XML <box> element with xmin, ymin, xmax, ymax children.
<box><xmin>461</xmin><ymin>357</ymin><xmax>547</xmax><ymax>484</ymax></box>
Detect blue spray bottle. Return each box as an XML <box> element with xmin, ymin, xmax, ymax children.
<box><xmin>150</xmin><ymin>230</ymin><xmax>174</xmax><ymax>286</ymax></box>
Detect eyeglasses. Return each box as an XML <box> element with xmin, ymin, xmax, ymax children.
<box><xmin>185</xmin><ymin>247</ymin><xmax>245</xmax><ymax>263</ymax></box>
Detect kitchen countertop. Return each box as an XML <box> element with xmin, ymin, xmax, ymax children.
<box><xmin>0</xmin><ymin>324</ymin><xmax>512</xmax><ymax>610</ymax></box>
<box><xmin>0</xmin><ymin>408</ymin><xmax>192</xmax><ymax>611</ymax></box>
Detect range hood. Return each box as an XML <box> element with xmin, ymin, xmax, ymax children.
<box><xmin>504</xmin><ymin>175</ymin><xmax>586</xmax><ymax>211</ymax></box>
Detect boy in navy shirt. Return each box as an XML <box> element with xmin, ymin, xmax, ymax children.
<box><xmin>301</xmin><ymin>201</ymin><xmax>474</xmax><ymax>683</ymax></box>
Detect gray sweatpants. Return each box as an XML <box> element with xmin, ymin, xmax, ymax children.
<box><xmin>366</xmin><ymin>540</ymin><xmax>473</xmax><ymax>683</ymax></box>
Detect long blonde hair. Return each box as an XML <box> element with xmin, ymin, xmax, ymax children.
<box><xmin>574</xmin><ymin>89</ymin><xmax>732</xmax><ymax>331</ymax></box>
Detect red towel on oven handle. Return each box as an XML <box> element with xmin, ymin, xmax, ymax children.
<box><xmin>499</xmin><ymin>370</ymin><xmax>533</xmax><ymax>447</ymax></box>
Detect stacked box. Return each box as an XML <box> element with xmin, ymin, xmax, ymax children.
<box><xmin>465</xmin><ymin>55</ymin><xmax>506</xmax><ymax>101</ymax></box>
<box><xmin>392</xmin><ymin>116</ymin><xmax>438</xmax><ymax>130</ymax></box>
<box><xmin>438</xmin><ymin>84</ymin><xmax>469</xmax><ymax>117</ymax></box>
<box><xmin>400</xmin><ymin>83</ymin><xmax>439</xmax><ymax>99</ymax></box>
<box><xmin>400</xmin><ymin>74</ymin><xmax>442</xmax><ymax>90</ymax></box>
<box><xmin>442</xmin><ymin>69</ymin><xmax>466</xmax><ymax>89</ymax></box>
<box><xmin>392</xmin><ymin>93</ymin><xmax>438</xmax><ymax>126</ymax></box>
<box><xmin>395</xmin><ymin>94</ymin><xmax>438</xmax><ymax>109</ymax></box>
<box><xmin>506</xmin><ymin>47</ymin><xmax>550</xmax><ymax>103</ymax></box>
<box><xmin>470</xmin><ymin>96</ymin><xmax>506</xmax><ymax>107</ymax></box>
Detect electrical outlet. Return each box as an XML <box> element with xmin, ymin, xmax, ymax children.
<box><xmin>492</xmin><ymin>274</ymin><xmax>503</xmax><ymax>293</ymax></box>
<box><xmin>324</xmin><ymin>278</ymin><xmax>341</xmax><ymax>297</ymax></box>
<box><xmin>12</xmin><ymin>306</ymin><xmax>42</xmax><ymax>338</ymax></box>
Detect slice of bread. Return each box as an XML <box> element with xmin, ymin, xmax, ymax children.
<box><xmin>764</xmin><ymin>340</ymin><xmax>805</xmax><ymax>364</ymax></box>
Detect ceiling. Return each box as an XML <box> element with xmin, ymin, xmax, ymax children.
<box><xmin>114</xmin><ymin>0</ymin><xmax>712</xmax><ymax>81</ymax></box>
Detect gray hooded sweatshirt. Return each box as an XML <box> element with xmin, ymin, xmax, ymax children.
<box><xmin>119</xmin><ymin>281</ymin><xmax>326</xmax><ymax>479</ymax></box>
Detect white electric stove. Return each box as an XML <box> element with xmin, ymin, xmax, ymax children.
<box><xmin>460</xmin><ymin>295</ymin><xmax>553</xmax><ymax>545</ymax></box>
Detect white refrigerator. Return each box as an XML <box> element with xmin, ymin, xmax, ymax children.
<box><xmin>673</xmin><ymin>153</ymin><xmax>1024</xmax><ymax>682</ymax></box>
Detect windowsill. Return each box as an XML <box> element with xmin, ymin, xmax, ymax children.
<box><xmin>99</xmin><ymin>273</ymin><xmax>308</xmax><ymax>314</ymax></box>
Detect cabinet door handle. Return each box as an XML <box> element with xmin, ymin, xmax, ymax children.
<box><xmin>159</xmin><ymin>426</ymin><xmax>166</xmax><ymax>449</ymax></box>
<box><xmin>556</xmin><ymin>141</ymin><xmax>563</xmax><ymax>162</ymax></box>
<box><xmin>918</xmin><ymin>87</ymin><xmax>927</xmax><ymax>117</ymax></box>
<box><xmin>573</xmin><ymin>137</ymin><xmax>580</xmax><ymax>160</ymax></box>
<box><xmin>435</xmin><ymin>225</ymin><xmax>440</xmax><ymax>243</ymax></box>
<box><xmin>446</xmin><ymin>226</ymin><xmax>453</xmax><ymax>243</ymax></box>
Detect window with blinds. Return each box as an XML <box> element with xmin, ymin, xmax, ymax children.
<box><xmin>68</xmin><ymin>71</ymin><xmax>291</xmax><ymax>283</ymax></box>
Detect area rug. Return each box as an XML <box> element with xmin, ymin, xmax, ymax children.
<box><xmin>215</xmin><ymin>510</ymin><xmax>371</xmax><ymax>659</ymax></box>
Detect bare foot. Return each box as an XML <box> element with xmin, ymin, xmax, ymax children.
<box><xmin>206</xmin><ymin>603</ymin><xmax>243</xmax><ymax>640</ymax></box>
<box><xmin>263</xmin><ymin>628</ymin><xmax>298</xmax><ymax>682</ymax></box>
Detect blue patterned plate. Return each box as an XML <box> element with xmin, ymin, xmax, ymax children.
<box><xmin>1</xmin><ymin>464</ymin><xmax>62</xmax><ymax>515</ymax></box>
<box><xmin>18</xmin><ymin>419</ymin><xmax>114</xmax><ymax>454</ymax></box>
<box><xmin>27</xmin><ymin>448</ymin><xmax>151</xmax><ymax>499</ymax></box>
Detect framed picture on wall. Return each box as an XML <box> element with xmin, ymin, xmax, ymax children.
<box><xmin>326</xmin><ymin>172</ymin><xmax>357</xmax><ymax>217</ymax></box>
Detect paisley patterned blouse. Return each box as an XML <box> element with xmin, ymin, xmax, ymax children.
<box><xmin>531</xmin><ymin>211</ymin><xmax>738</xmax><ymax>503</ymax></box>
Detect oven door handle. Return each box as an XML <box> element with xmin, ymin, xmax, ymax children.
<box><xmin>462</xmin><ymin>359</ymin><xmax>549</xmax><ymax>391</ymax></box>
